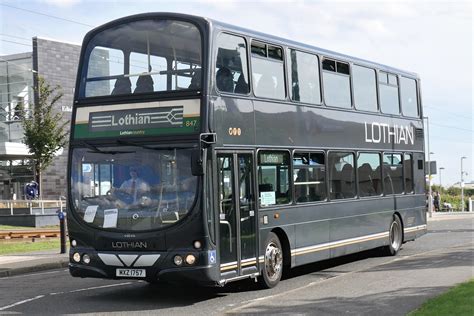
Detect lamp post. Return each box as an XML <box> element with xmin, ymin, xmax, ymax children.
<box><xmin>461</xmin><ymin>157</ymin><xmax>467</xmax><ymax>212</ymax></box>
<box><xmin>424</xmin><ymin>116</ymin><xmax>432</xmax><ymax>218</ymax></box>
<box><xmin>439</xmin><ymin>167</ymin><xmax>444</xmax><ymax>211</ymax></box>
<box><xmin>428</xmin><ymin>152</ymin><xmax>434</xmax><ymax>215</ymax></box>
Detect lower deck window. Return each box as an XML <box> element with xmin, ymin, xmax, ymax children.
<box><xmin>383</xmin><ymin>153</ymin><xmax>403</xmax><ymax>194</ymax></box>
<box><xmin>328</xmin><ymin>152</ymin><xmax>356</xmax><ymax>199</ymax></box>
<box><xmin>293</xmin><ymin>152</ymin><xmax>326</xmax><ymax>202</ymax></box>
<box><xmin>258</xmin><ymin>151</ymin><xmax>291</xmax><ymax>206</ymax></box>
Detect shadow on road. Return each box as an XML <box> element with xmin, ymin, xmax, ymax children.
<box><xmin>371</xmin><ymin>247</ymin><xmax>474</xmax><ymax>272</ymax></box>
<box><xmin>228</xmin><ymin>286</ymin><xmax>449</xmax><ymax>316</ymax></box>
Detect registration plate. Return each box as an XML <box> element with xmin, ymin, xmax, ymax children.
<box><xmin>116</xmin><ymin>268</ymin><xmax>146</xmax><ymax>278</ymax></box>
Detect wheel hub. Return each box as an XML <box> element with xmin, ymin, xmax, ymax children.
<box><xmin>390</xmin><ymin>220</ymin><xmax>402</xmax><ymax>250</ymax></box>
<box><xmin>265</xmin><ymin>242</ymin><xmax>282</xmax><ymax>281</ymax></box>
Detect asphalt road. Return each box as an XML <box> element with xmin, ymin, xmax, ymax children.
<box><xmin>0</xmin><ymin>216</ymin><xmax>472</xmax><ymax>316</ymax></box>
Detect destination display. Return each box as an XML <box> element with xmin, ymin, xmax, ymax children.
<box><xmin>259</xmin><ymin>152</ymin><xmax>287</xmax><ymax>165</ymax></box>
<box><xmin>73</xmin><ymin>99</ymin><xmax>200</xmax><ymax>139</ymax></box>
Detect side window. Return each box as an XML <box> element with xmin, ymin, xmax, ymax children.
<box><xmin>322</xmin><ymin>58</ymin><xmax>351</xmax><ymax>108</ymax></box>
<box><xmin>258</xmin><ymin>151</ymin><xmax>291</xmax><ymax>206</ymax></box>
<box><xmin>357</xmin><ymin>152</ymin><xmax>382</xmax><ymax>197</ymax></box>
<box><xmin>328</xmin><ymin>152</ymin><xmax>355</xmax><ymax>199</ymax></box>
<box><xmin>404</xmin><ymin>154</ymin><xmax>414</xmax><ymax>193</ymax></box>
<box><xmin>251</xmin><ymin>41</ymin><xmax>286</xmax><ymax>100</ymax></box>
<box><xmin>379</xmin><ymin>71</ymin><xmax>400</xmax><ymax>115</ymax></box>
<box><xmin>293</xmin><ymin>152</ymin><xmax>326</xmax><ymax>203</ymax></box>
<box><xmin>288</xmin><ymin>49</ymin><xmax>321</xmax><ymax>104</ymax></box>
<box><xmin>353</xmin><ymin>65</ymin><xmax>378</xmax><ymax>112</ymax></box>
<box><xmin>383</xmin><ymin>153</ymin><xmax>403</xmax><ymax>194</ymax></box>
<box><xmin>400</xmin><ymin>77</ymin><xmax>419</xmax><ymax>117</ymax></box>
<box><xmin>215</xmin><ymin>33</ymin><xmax>250</xmax><ymax>94</ymax></box>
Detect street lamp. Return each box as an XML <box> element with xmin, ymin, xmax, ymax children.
<box><xmin>439</xmin><ymin>167</ymin><xmax>445</xmax><ymax>211</ymax></box>
<box><xmin>461</xmin><ymin>157</ymin><xmax>467</xmax><ymax>212</ymax></box>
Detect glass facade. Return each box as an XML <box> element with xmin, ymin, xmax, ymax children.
<box><xmin>0</xmin><ymin>54</ymin><xmax>35</xmax><ymax>199</ymax></box>
<box><xmin>0</xmin><ymin>54</ymin><xmax>33</xmax><ymax>143</ymax></box>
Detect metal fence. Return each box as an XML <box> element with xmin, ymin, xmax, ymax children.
<box><xmin>0</xmin><ymin>199</ymin><xmax>66</xmax><ymax>215</ymax></box>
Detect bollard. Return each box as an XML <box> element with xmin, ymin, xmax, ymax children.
<box><xmin>58</xmin><ymin>209</ymin><xmax>67</xmax><ymax>254</ymax></box>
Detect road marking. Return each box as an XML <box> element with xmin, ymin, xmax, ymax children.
<box><xmin>0</xmin><ymin>281</ymin><xmax>135</xmax><ymax>311</ymax></box>
<box><xmin>228</xmin><ymin>241</ymin><xmax>473</xmax><ymax>314</ymax></box>
<box><xmin>68</xmin><ymin>282</ymin><xmax>133</xmax><ymax>293</ymax></box>
<box><xmin>0</xmin><ymin>295</ymin><xmax>45</xmax><ymax>311</ymax></box>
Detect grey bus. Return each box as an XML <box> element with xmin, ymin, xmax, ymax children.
<box><xmin>67</xmin><ymin>13</ymin><xmax>427</xmax><ymax>288</ymax></box>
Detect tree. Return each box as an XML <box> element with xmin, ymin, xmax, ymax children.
<box><xmin>21</xmin><ymin>76</ymin><xmax>69</xmax><ymax>198</ymax></box>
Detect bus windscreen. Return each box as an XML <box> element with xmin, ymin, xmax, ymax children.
<box><xmin>70</xmin><ymin>146</ymin><xmax>197</xmax><ymax>231</ymax></box>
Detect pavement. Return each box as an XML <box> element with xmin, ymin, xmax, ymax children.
<box><xmin>0</xmin><ymin>212</ymin><xmax>472</xmax><ymax>279</ymax></box>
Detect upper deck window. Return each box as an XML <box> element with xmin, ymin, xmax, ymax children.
<box><xmin>288</xmin><ymin>49</ymin><xmax>321</xmax><ymax>105</ymax></box>
<box><xmin>322</xmin><ymin>58</ymin><xmax>351</xmax><ymax>108</ymax></box>
<box><xmin>80</xmin><ymin>19</ymin><xmax>202</xmax><ymax>98</ymax></box>
<box><xmin>400</xmin><ymin>77</ymin><xmax>419</xmax><ymax>117</ymax></box>
<box><xmin>379</xmin><ymin>71</ymin><xmax>400</xmax><ymax>115</ymax></box>
<box><xmin>353</xmin><ymin>65</ymin><xmax>378</xmax><ymax>112</ymax></box>
<box><xmin>251</xmin><ymin>41</ymin><xmax>286</xmax><ymax>100</ymax></box>
<box><xmin>215</xmin><ymin>33</ymin><xmax>250</xmax><ymax>94</ymax></box>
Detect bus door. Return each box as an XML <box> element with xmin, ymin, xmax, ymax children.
<box><xmin>217</xmin><ymin>152</ymin><xmax>258</xmax><ymax>278</ymax></box>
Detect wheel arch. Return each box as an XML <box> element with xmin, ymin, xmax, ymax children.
<box><xmin>270</xmin><ymin>227</ymin><xmax>292</xmax><ymax>269</ymax></box>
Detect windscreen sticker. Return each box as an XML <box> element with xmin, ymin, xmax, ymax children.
<box><xmin>103</xmin><ymin>209</ymin><xmax>118</xmax><ymax>228</ymax></box>
<box><xmin>83</xmin><ymin>205</ymin><xmax>98</xmax><ymax>223</ymax></box>
<box><xmin>260</xmin><ymin>191</ymin><xmax>276</xmax><ymax>206</ymax></box>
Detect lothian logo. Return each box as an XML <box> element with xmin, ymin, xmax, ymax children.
<box><xmin>89</xmin><ymin>106</ymin><xmax>183</xmax><ymax>132</ymax></box>
<box><xmin>111</xmin><ymin>241</ymin><xmax>148</xmax><ymax>249</ymax></box>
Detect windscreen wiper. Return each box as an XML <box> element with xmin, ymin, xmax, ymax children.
<box><xmin>80</xmin><ymin>141</ymin><xmax>135</xmax><ymax>155</ymax></box>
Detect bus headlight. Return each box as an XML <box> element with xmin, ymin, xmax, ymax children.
<box><xmin>185</xmin><ymin>254</ymin><xmax>196</xmax><ymax>265</ymax></box>
<box><xmin>82</xmin><ymin>254</ymin><xmax>91</xmax><ymax>264</ymax></box>
<box><xmin>173</xmin><ymin>255</ymin><xmax>183</xmax><ymax>266</ymax></box>
<box><xmin>193</xmin><ymin>240</ymin><xmax>201</xmax><ymax>249</ymax></box>
<box><xmin>72</xmin><ymin>252</ymin><xmax>81</xmax><ymax>263</ymax></box>
<box><xmin>71</xmin><ymin>240</ymin><xmax>77</xmax><ymax>247</ymax></box>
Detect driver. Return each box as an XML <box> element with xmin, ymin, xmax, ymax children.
<box><xmin>112</xmin><ymin>167</ymin><xmax>151</xmax><ymax>205</ymax></box>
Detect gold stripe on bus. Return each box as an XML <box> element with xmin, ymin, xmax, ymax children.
<box><xmin>220</xmin><ymin>258</ymin><xmax>257</xmax><ymax>271</ymax></box>
<box><xmin>404</xmin><ymin>224</ymin><xmax>427</xmax><ymax>233</ymax></box>
<box><xmin>291</xmin><ymin>232</ymin><xmax>389</xmax><ymax>257</ymax></box>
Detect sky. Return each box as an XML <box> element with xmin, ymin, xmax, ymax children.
<box><xmin>0</xmin><ymin>0</ymin><xmax>472</xmax><ymax>187</ymax></box>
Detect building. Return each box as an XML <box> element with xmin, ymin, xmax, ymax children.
<box><xmin>0</xmin><ymin>37</ymin><xmax>81</xmax><ymax>200</ymax></box>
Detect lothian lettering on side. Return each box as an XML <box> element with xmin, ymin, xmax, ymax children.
<box><xmin>364</xmin><ymin>122</ymin><xmax>414</xmax><ymax>145</ymax></box>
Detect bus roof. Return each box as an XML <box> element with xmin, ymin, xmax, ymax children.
<box><xmin>86</xmin><ymin>12</ymin><xmax>419</xmax><ymax>79</ymax></box>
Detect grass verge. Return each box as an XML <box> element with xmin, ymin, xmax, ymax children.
<box><xmin>0</xmin><ymin>225</ymin><xmax>59</xmax><ymax>230</ymax></box>
<box><xmin>0</xmin><ymin>239</ymin><xmax>62</xmax><ymax>255</ymax></box>
<box><xmin>409</xmin><ymin>279</ymin><xmax>474</xmax><ymax>316</ymax></box>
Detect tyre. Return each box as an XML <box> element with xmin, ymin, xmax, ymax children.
<box><xmin>383</xmin><ymin>215</ymin><xmax>403</xmax><ymax>256</ymax></box>
<box><xmin>259</xmin><ymin>232</ymin><xmax>283</xmax><ymax>289</ymax></box>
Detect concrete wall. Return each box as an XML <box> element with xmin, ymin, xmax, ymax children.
<box><xmin>33</xmin><ymin>38</ymin><xmax>81</xmax><ymax>199</ymax></box>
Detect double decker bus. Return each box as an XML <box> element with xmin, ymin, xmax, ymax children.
<box><xmin>67</xmin><ymin>13</ymin><xmax>427</xmax><ymax>288</ymax></box>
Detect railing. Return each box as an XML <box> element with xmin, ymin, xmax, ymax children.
<box><xmin>0</xmin><ymin>199</ymin><xmax>66</xmax><ymax>216</ymax></box>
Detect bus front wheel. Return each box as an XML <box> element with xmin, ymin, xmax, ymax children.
<box><xmin>259</xmin><ymin>232</ymin><xmax>283</xmax><ymax>289</ymax></box>
<box><xmin>383</xmin><ymin>215</ymin><xmax>403</xmax><ymax>256</ymax></box>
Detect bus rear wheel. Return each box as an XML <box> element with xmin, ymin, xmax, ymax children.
<box><xmin>383</xmin><ymin>215</ymin><xmax>403</xmax><ymax>256</ymax></box>
<box><xmin>259</xmin><ymin>232</ymin><xmax>283</xmax><ymax>289</ymax></box>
